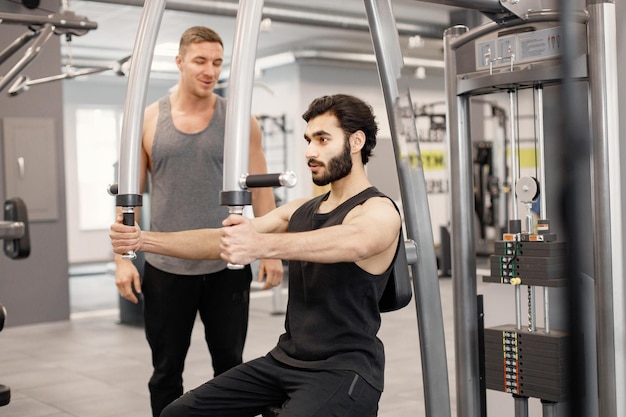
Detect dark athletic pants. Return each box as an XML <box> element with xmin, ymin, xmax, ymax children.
<box><xmin>143</xmin><ymin>262</ymin><xmax>252</xmax><ymax>417</ymax></box>
<box><xmin>160</xmin><ymin>355</ymin><xmax>381</xmax><ymax>417</ymax></box>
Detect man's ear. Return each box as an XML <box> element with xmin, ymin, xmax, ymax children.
<box><xmin>350</xmin><ymin>130</ymin><xmax>366</xmax><ymax>153</ymax></box>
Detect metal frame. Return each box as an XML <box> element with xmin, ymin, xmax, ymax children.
<box><xmin>111</xmin><ymin>1</ymin><xmax>624</xmax><ymax>417</ymax></box>
<box><xmin>364</xmin><ymin>1</ymin><xmax>451</xmax><ymax>416</ymax></box>
<box><xmin>443</xmin><ymin>2</ymin><xmax>623</xmax><ymax>416</ymax></box>
<box><xmin>0</xmin><ymin>9</ymin><xmax>98</xmax><ymax>93</ymax></box>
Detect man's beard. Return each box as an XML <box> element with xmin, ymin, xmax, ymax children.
<box><xmin>311</xmin><ymin>141</ymin><xmax>353</xmax><ymax>186</ymax></box>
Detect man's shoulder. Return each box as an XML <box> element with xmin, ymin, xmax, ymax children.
<box><xmin>145</xmin><ymin>98</ymin><xmax>164</xmax><ymax>117</ymax></box>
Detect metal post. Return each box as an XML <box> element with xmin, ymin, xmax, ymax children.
<box><xmin>222</xmin><ymin>0</ymin><xmax>263</xmax><ymax>194</ymax></box>
<box><xmin>364</xmin><ymin>1</ymin><xmax>451</xmax><ymax>416</ymax></box>
<box><xmin>0</xmin><ymin>23</ymin><xmax>53</xmax><ymax>93</ymax></box>
<box><xmin>116</xmin><ymin>0</ymin><xmax>166</xmax><ymax>259</ymax></box>
<box><xmin>535</xmin><ymin>86</ymin><xmax>548</xmax><ymax>220</ymax></box>
<box><xmin>534</xmin><ymin>85</ymin><xmax>552</xmax><ymax>334</ymax></box>
<box><xmin>514</xmin><ymin>395</ymin><xmax>529</xmax><ymax>417</ymax></box>
<box><xmin>220</xmin><ymin>0</ymin><xmax>264</xmax><ymax>270</ymax></box>
<box><xmin>541</xmin><ymin>400</ymin><xmax>558</xmax><ymax>417</ymax></box>
<box><xmin>508</xmin><ymin>89</ymin><xmax>519</xmax><ymax>220</ymax></box>
<box><xmin>515</xmin><ymin>285</ymin><xmax>522</xmax><ymax>330</ymax></box>
<box><xmin>587</xmin><ymin>2</ymin><xmax>625</xmax><ymax>416</ymax></box>
<box><xmin>444</xmin><ymin>24</ymin><xmax>482</xmax><ymax>417</ymax></box>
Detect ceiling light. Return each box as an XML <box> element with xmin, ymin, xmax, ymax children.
<box><xmin>408</xmin><ymin>35</ymin><xmax>425</xmax><ymax>49</ymax></box>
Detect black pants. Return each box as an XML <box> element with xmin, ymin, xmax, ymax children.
<box><xmin>143</xmin><ymin>262</ymin><xmax>252</xmax><ymax>417</ymax></box>
<box><xmin>160</xmin><ymin>355</ymin><xmax>381</xmax><ymax>417</ymax></box>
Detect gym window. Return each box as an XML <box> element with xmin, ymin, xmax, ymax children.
<box><xmin>74</xmin><ymin>107</ymin><xmax>122</xmax><ymax>230</ymax></box>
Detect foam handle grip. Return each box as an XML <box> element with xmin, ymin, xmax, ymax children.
<box><xmin>245</xmin><ymin>173</ymin><xmax>283</xmax><ymax>188</ymax></box>
<box><xmin>123</xmin><ymin>212</ymin><xmax>134</xmax><ymax>227</ymax></box>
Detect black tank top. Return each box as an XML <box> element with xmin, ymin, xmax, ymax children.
<box><xmin>269</xmin><ymin>186</ymin><xmax>399</xmax><ymax>391</ymax></box>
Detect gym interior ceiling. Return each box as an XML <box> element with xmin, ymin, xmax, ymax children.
<box><xmin>55</xmin><ymin>0</ymin><xmax>461</xmax><ymax>80</ymax></box>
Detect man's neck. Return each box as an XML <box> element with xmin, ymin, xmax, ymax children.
<box><xmin>326</xmin><ymin>170</ymin><xmax>371</xmax><ymax>206</ymax></box>
<box><xmin>171</xmin><ymin>89</ymin><xmax>216</xmax><ymax>113</ymax></box>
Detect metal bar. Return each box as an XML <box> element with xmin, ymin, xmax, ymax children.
<box><xmin>364</xmin><ymin>1</ymin><xmax>451</xmax><ymax>416</ymax></box>
<box><xmin>508</xmin><ymin>89</ymin><xmax>519</xmax><ymax>220</ymax></box>
<box><xmin>221</xmin><ymin>0</ymin><xmax>264</xmax><ymax>270</ymax></box>
<box><xmin>117</xmin><ymin>0</ymin><xmax>165</xmax><ymax>197</ymax></box>
<box><xmin>0</xmin><ymin>11</ymin><xmax>98</xmax><ymax>31</ymax></box>
<box><xmin>0</xmin><ymin>29</ymin><xmax>38</xmax><ymax>66</ymax></box>
<box><xmin>534</xmin><ymin>85</ymin><xmax>552</xmax><ymax>334</ymax></box>
<box><xmin>515</xmin><ymin>285</ymin><xmax>522</xmax><ymax>330</ymax></box>
<box><xmin>541</xmin><ymin>400</ymin><xmax>558</xmax><ymax>417</ymax></box>
<box><xmin>544</xmin><ymin>286</ymin><xmax>550</xmax><ymax>333</ymax></box>
<box><xmin>444</xmin><ymin>24</ymin><xmax>482</xmax><ymax>417</ymax></box>
<box><xmin>222</xmin><ymin>0</ymin><xmax>263</xmax><ymax>192</ymax></box>
<box><xmin>559</xmin><ymin>1</ymin><xmax>594</xmax><ymax>416</ymax></box>
<box><xmin>244</xmin><ymin>171</ymin><xmax>297</xmax><ymax>189</ymax></box>
<box><xmin>0</xmin><ymin>23</ymin><xmax>53</xmax><ymax>93</ymax></box>
<box><xmin>514</xmin><ymin>395</ymin><xmax>529</xmax><ymax>417</ymax></box>
<box><xmin>587</xmin><ymin>2</ymin><xmax>625</xmax><ymax>417</ymax></box>
<box><xmin>116</xmin><ymin>0</ymin><xmax>166</xmax><ymax>258</ymax></box>
<box><xmin>414</xmin><ymin>0</ymin><xmax>504</xmax><ymax>13</ymax></box>
<box><xmin>0</xmin><ymin>221</ymin><xmax>25</xmax><ymax>240</ymax></box>
<box><xmin>535</xmin><ymin>86</ymin><xmax>548</xmax><ymax>220</ymax></box>
<box><xmin>86</xmin><ymin>0</ymin><xmax>446</xmax><ymax>39</ymax></box>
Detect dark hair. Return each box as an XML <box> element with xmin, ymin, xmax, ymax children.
<box><xmin>179</xmin><ymin>26</ymin><xmax>223</xmax><ymax>55</ymax></box>
<box><xmin>302</xmin><ymin>94</ymin><xmax>378</xmax><ymax>165</ymax></box>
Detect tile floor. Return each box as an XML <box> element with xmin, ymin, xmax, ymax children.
<box><xmin>1</xmin><ymin>262</ymin><xmax>540</xmax><ymax>417</ymax></box>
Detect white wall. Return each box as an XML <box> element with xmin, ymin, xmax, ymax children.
<box><xmin>63</xmin><ymin>75</ymin><xmax>176</xmax><ymax>264</ymax></box>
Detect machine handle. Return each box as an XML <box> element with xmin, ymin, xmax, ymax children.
<box><xmin>242</xmin><ymin>170</ymin><xmax>297</xmax><ymax>189</ymax></box>
<box><xmin>121</xmin><ymin>206</ymin><xmax>137</xmax><ymax>260</ymax></box>
<box><xmin>226</xmin><ymin>205</ymin><xmax>245</xmax><ymax>270</ymax></box>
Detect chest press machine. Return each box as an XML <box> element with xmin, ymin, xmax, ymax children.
<box><xmin>114</xmin><ymin>0</ymin><xmax>445</xmax><ymax>416</ymax></box>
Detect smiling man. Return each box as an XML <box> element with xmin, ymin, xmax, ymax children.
<box><xmin>110</xmin><ymin>94</ymin><xmax>402</xmax><ymax>417</ymax></box>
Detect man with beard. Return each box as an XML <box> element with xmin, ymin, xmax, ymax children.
<box><xmin>110</xmin><ymin>94</ymin><xmax>402</xmax><ymax>417</ymax></box>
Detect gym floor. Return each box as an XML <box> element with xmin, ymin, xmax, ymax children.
<box><xmin>0</xmin><ymin>264</ymin><xmax>484</xmax><ymax>417</ymax></box>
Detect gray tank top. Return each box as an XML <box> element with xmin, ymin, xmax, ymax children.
<box><xmin>144</xmin><ymin>95</ymin><xmax>228</xmax><ymax>275</ymax></box>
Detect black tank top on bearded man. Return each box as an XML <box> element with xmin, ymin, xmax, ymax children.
<box><xmin>269</xmin><ymin>186</ymin><xmax>400</xmax><ymax>392</ymax></box>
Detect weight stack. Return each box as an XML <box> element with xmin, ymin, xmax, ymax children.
<box><xmin>484</xmin><ymin>325</ymin><xmax>568</xmax><ymax>402</ymax></box>
<box><xmin>483</xmin><ymin>240</ymin><xmax>568</xmax><ymax>287</ymax></box>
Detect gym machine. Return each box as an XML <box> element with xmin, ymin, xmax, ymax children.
<box><xmin>364</xmin><ymin>1</ymin><xmax>452</xmax><ymax>416</ymax></box>
<box><xmin>114</xmin><ymin>1</ymin><xmax>439</xmax><ymax>417</ymax></box>
<box><xmin>433</xmin><ymin>0</ymin><xmax>623</xmax><ymax>416</ymax></box>
<box><xmin>0</xmin><ymin>197</ymin><xmax>31</xmax><ymax>407</ymax></box>
<box><xmin>0</xmin><ymin>4</ymin><xmax>98</xmax><ymax>94</ymax></box>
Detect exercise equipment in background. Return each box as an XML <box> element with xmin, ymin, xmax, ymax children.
<box><xmin>0</xmin><ymin>197</ymin><xmax>31</xmax><ymax>407</ymax></box>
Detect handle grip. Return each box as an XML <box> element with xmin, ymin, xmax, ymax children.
<box><xmin>243</xmin><ymin>170</ymin><xmax>297</xmax><ymax>189</ymax></box>
<box><xmin>121</xmin><ymin>206</ymin><xmax>137</xmax><ymax>260</ymax></box>
<box><xmin>226</xmin><ymin>205</ymin><xmax>245</xmax><ymax>270</ymax></box>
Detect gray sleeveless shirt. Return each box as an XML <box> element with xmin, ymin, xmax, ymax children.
<box><xmin>144</xmin><ymin>95</ymin><xmax>228</xmax><ymax>275</ymax></box>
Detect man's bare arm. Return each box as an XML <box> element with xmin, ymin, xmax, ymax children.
<box><xmin>110</xmin><ymin>216</ymin><xmax>221</xmax><ymax>260</ymax></box>
<box><xmin>221</xmin><ymin>197</ymin><xmax>400</xmax><ymax>274</ymax></box>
